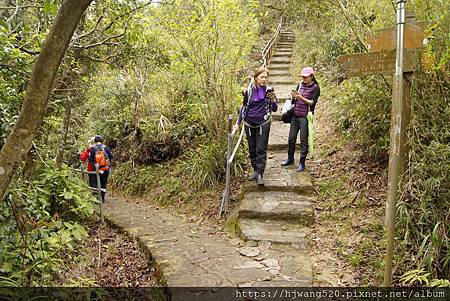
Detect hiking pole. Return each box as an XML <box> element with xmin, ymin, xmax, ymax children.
<box><xmin>95</xmin><ymin>163</ymin><xmax>104</xmax><ymax>224</ymax></box>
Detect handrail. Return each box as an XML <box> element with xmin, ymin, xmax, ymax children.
<box><xmin>218</xmin><ymin>18</ymin><xmax>283</xmax><ymax>218</ymax></box>
<box><xmin>261</xmin><ymin>17</ymin><xmax>283</xmax><ymax>68</ymax></box>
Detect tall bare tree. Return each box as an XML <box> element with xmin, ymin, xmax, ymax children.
<box><xmin>0</xmin><ymin>0</ymin><xmax>93</xmax><ymax>200</ymax></box>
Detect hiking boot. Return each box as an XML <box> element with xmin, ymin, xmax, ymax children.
<box><xmin>297</xmin><ymin>162</ymin><xmax>305</xmax><ymax>172</ymax></box>
<box><xmin>248</xmin><ymin>172</ymin><xmax>258</xmax><ymax>181</ymax></box>
<box><xmin>256</xmin><ymin>173</ymin><xmax>264</xmax><ymax>186</ymax></box>
<box><xmin>281</xmin><ymin>158</ymin><xmax>294</xmax><ymax>166</ymax></box>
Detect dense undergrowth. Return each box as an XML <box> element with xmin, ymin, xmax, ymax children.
<box><xmin>0</xmin><ymin>164</ymin><xmax>96</xmax><ymax>286</ymax></box>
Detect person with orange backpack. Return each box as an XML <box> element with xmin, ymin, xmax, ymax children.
<box><xmin>88</xmin><ymin>135</ymin><xmax>113</xmax><ymax>202</ymax></box>
<box><xmin>80</xmin><ymin>136</ymin><xmax>96</xmax><ymax>187</ymax></box>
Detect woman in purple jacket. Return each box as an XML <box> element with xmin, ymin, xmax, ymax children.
<box><xmin>281</xmin><ymin>67</ymin><xmax>320</xmax><ymax>171</ymax></box>
<box><xmin>233</xmin><ymin>67</ymin><xmax>278</xmax><ymax>186</ymax></box>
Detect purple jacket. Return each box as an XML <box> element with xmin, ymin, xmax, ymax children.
<box><xmin>293</xmin><ymin>81</ymin><xmax>320</xmax><ymax>117</ymax></box>
<box><xmin>237</xmin><ymin>86</ymin><xmax>278</xmax><ymax>125</ymax></box>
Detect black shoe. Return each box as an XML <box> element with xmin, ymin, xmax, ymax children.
<box><xmin>281</xmin><ymin>158</ymin><xmax>294</xmax><ymax>166</ymax></box>
<box><xmin>256</xmin><ymin>173</ymin><xmax>264</xmax><ymax>186</ymax></box>
<box><xmin>297</xmin><ymin>163</ymin><xmax>305</xmax><ymax>172</ymax></box>
<box><xmin>248</xmin><ymin>172</ymin><xmax>257</xmax><ymax>181</ymax></box>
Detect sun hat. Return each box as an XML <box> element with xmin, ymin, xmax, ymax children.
<box><xmin>300</xmin><ymin>67</ymin><xmax>315</xmax><ymax>77</ymax></box>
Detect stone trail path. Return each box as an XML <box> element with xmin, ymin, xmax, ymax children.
<box><xmin>104</xmin><ymin>29</ymin><xmax>316</xmax><ymax>294</ymax></box>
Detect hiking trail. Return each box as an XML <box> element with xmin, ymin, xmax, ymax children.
<box><xmin>104</xmin><ymin>29</ymin><xmax>317</xmax><ymax>292</ymax></box>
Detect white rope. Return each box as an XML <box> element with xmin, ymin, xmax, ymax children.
<box><xmin>228</xmin><ymin>124</ymin><xmax>245</xmax><ymax>164</ymax></box>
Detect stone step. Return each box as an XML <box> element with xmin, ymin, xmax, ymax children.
<box><xmin>239</xmin><ymin>191</ymin><xmax>315</xmax><ymax>226</ymax></box>
<box><xmin>269</xmin><ymin>69</ymin><xmax>290</xmax><ymax>76</ymax></box>
<box><xmin>273</xmin><ymin>47</ymin><xmax>293</xmax><ymax>51</ymax></box>
<box><xmin>269</xmin><ymin>78</ymin><xmax>295</xmax><ymax>86</ymax></box>
<box><xmin>275</xmin><ymin>48</ymin><xmax>294</xmax><ymax>52</ymax></box>
<box><xmin>270</xmin><ymin>57</ymin><xmax>292</xmax><ymax>64</ymax></box>
<box><xmin>238</xmin><ymin>218</ymin><xmax>309</xmax><ymax>246</ymax></box>
<box><xmin>278</xmin><ymin>39</ymin><xmax>295</xmax><ymax>43</ymax></box>
<box><xmin>277</xmin><ymin>42</ymin><xmax>294</xmax><ymax>47</ymax></box>
<box><xmin>268</xmin><ymin>122</ymin><xmax>290</xmax><ymax>150</ymax></box>
<box><xmin>272</xmin><ymin>52</ymin><xmax>293</xmax><ymax>57</ymax></box>
<box><xmin>270</xmin><ymin>74</ymin><xmax>292</xmax><ymax>80</ymax></box>
<box><xmin>243</xmin><ymin>153</ymin><xmax>313</xmax><ymax>194</ymax></box>
<box><xmin>269</xmin><ymin>65</ymin><xmax>291</xmax><ymax>72</ymax></box>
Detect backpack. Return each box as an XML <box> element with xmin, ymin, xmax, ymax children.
<box><xmin>94</xmin><ymin>145</ymin><xmax>109</xmax><ymax>171</ymax></box>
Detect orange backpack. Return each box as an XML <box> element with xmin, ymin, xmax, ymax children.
<box><xmin>94</xmin><ymin>145</ymin><xmax>109</xmax><ymax>171</ymax></box>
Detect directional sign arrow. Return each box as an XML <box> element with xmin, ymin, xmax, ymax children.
<box><xmin>367</xmin><ymin>21</ymin><xmax>430</xmax><ymax>52</ymax></box>
<box><xmin>337</xmin><ymin>48</ymin><xmax>419</xmax><ymax>77</ymax></box>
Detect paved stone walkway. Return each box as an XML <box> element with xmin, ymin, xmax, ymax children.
<box><xmin>103</xmin><ymin>30</ymin><xmax>316</xmax><ymax>294</ymax></box>
<box><xmin>104</xmin><ymin>198</ymin><xmax>311</xmax><ymax>288</ymax></box>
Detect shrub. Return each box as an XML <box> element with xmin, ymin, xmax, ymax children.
<box><xmin>0</xmin><ymin>164</ymin><xmax>96</xmax><ymax>285</ymax></box>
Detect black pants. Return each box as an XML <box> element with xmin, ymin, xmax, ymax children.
<box><xmin>287</xmin><ymin>116</ymin><xmax>308</xmax><ymax>164</ymax></box>
<box><xmin>245</xmin><ymin>121</ymin><xmax>271</xmax><ymax>175</ymax></box>
<box><xmin>88</xmin><ymin>170</ymin><xmax>109</xmax><ymax>201</ymax></box>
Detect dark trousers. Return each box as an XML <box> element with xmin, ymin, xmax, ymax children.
<box><xmin>245</xmin><ymin>121</ymin><xmax>271</xmax><ymax>175</ymax></box>
<box><xmin>88</xmin><ymin>170</ymin><xmax>109</xmax><ymax>201</ymax></box>
<box><xmin>287</xmin><ymin>116</ymin><xmax>308</xmax><ymax>164</ymax></box>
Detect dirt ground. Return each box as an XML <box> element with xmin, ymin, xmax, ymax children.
<box><xmin>308</xmin><ymin>84</ymin><xmax>388</xmax><ymax>286</ymax></box>
<box><xmin>58</xmin><ymin>220</ymin><xmax>163</xmax><ymax>287</ymax></box>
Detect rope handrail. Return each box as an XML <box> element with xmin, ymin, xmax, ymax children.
<box><xmin>218</xmin><ymin>18</ymin><xmax>283</xmax><ymax>218</ymax></box>
<box><xmin>261</xmin><ymin>17</ymin><xmax>283</xmax><ymax>68</ymax></box>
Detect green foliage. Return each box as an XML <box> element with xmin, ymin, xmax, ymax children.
<box><xmin>0</xmin><ymin>164</ymin><xmax>96</xmax><ymax>285</ymax></box>
<box><xmin>153</xmin><ymin>0</ymin><xmax>258</xmax><ymax>136</ymax></box>
<box><xmin>334</xmin><ymin>77</ymin><xmax>391</xmax><ymax>160</ymax></box>
<box><xmin>401</xmin><ymin>268</ymin><xmax>450</xmax><ymax>287</ymax></box>
<box><xmin>0</xmin><ymin>27</ymin><xmax>33</xmax><ymax>148</ymax></box>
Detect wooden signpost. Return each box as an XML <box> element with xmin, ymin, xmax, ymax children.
<box><xmin>367</xmin><ymin>20</ymin><xmax>429</xmax><ymax>52</ymax></box>
<box><xmin>337</xmin><ymin>48</ymin><xmax>418</xmax><ymax>77</ymax></box>
<box><xmin>337</xmin><ymin>1</ymin><xmax>428</xmax><ymax>287</ymax></box>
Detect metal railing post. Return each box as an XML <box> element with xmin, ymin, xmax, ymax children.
<box><xmin>224</xmin><ymin>115</ymin><xmax>234</xmax><ymax>211</ymax></box>
<box><xmin>219</xmin><ymin>115</ymin><xmax>234</xmax><ymax>218</ymax></box>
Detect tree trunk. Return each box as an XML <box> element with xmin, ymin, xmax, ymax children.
<box><xmin>22</xmin><ymin>146</ymin><xmax>36</xmax><ymax>182</ymax></box>
<box><xmin>0</xmin><ymin>0</ymin><xmax>93</xmax><ymax>201</ymax></box>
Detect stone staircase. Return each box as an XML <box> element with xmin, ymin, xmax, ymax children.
<box><xmin>235</xmin><ymin>29</ymin><xmax>315</xmax><ymax>283</ymax></box>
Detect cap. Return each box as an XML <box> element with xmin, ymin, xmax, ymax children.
<box><xmin>300</xmin><ymin>67</ymin><xmax>315</xmax><ymax>77</ymax></box>
<box><xmin>94</xmin><ymin>135</ymin><xmax>103</xmax><ymax>143</ymax></box>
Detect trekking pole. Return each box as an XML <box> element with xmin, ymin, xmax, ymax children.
<box><xmin>95</xmin><ymin>163</ymin><xmax>104</xmax><ymax>224</ymax></box>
